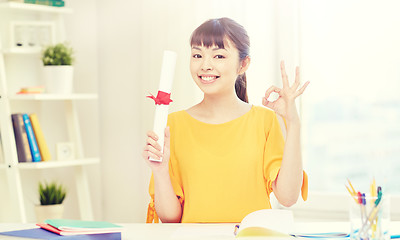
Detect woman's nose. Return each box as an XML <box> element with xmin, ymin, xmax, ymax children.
<box><xmin>201</xmin><ymin>57</ymin><xmax>213</xmax><ymax>71</ymax></box>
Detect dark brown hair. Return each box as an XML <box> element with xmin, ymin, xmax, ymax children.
<box><xmin>190</xmin><ymin>18</ymin><xmax>250</xmax><ymax>103</ymax></box>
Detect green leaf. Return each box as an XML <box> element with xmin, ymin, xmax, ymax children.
<box><xmin>41</xmin><ymin>43</ymin><xmax>74</xmax><ymax>66</ymax></box>
<box><xmin>38</xmin><ymin>181</ymin><xmax>67</xmax><ymax>205</ymax></box>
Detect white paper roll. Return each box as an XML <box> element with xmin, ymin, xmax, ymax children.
<box><xmin>149</xmin><ymin>50</ymin><xmax>177</xmax><ymax>162</ymax></box>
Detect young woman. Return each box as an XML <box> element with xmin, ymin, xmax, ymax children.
<box><xmin>143</xmin><ymin>17</ymin><xmax>309</xmax><ymax>223</ymax></box>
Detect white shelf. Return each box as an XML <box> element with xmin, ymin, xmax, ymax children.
<box><xmin>2</xmin><ymin>47</ymin><xmax>42</xmax><ymax>55</ymax></box>
<box><xmin>16</xmin><ymin>158</ymin><xmax>99</xmax><ymax>169</ymax></box>
<box><xmin>9</xmin><ymin>93</ymin><xmax>98</xmax><ymax>101</ymax></box>
<box><xmin>0</xmin><ymin>158</ymin><xmax>99</xmax><ymax>170</ymax></box>
<box><xmin>0</xmin><ymin>2</ymin><xmax>73</xmax><ymax>14</ymax></box>
<box><xmin>0</xmin><ymin>2</ymin><xmax>96</xmax><ymax>223</ymax></box>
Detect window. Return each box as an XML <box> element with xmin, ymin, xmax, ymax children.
<box><xmin>301</xmin><ymin>1</ymin><xmax>400</xmax><ymax>195</ymax></box>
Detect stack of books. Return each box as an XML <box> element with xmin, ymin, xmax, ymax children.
<box><xmin>17</xmin><ymin>86</ymin><xmax>45</xmax><ymax>94</ymax></box>
<box><xmin>12</xmin><ymin>113</ymin><xmax>51</xmax><ymax>162</ymax></box>
<box><xmin>0</xmin><ymin>219</ymin><xmax>122</xmax><ymax>240</ymax></box>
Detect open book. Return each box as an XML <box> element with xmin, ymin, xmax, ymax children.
<box><xmin>235</xmin><ymin>209</ymin><xmax>294</xmax><ymax>237</ymax></box>
<box><xmin>235</xmin><ymin>209</ymin><xmax>349</xmax><ymax>238</ymax></box>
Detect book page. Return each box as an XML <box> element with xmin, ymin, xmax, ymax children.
<box><xmin>237</xmin><ymin>209</ymin><xmax>294</xmax><ymax>237</ymax></box>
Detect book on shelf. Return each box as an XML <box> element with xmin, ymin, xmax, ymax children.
<box><xmin>22</xmin><ymin>0</ymin><xmax>65</xmax><ymax>7</ymax></box>
<box><xmin>17</xmin><ymin>86</ymin><xmax>45</xmax><ymax>94</ymax></box>
<box><xmin>22</xmin><ymin>113</ymin><xmax>41</xmax><ymax>162</ymax></box>
<box><xmin>11</xmin><ymin>113</ymin><xmax>33</xmax><ymax>162</ymax></box>
<box><xmin>37</xmin><ymin>219</ymin><xmax>123</xmax><ymax>236</ymax></box>
<box><xmin>0</xmin><ymin>228</ymin><xmax>121</xmax><ymax>240</ymax></box>
<box><xmin>30</xmin><ymin>113</ymin><xmax>51</xmax><ymax>161</ymax></box>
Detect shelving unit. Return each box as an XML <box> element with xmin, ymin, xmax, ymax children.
<box><xmin>0</xmin><ymin>3</ymin><xmax>98</xmax><ymax>223</ymax></box>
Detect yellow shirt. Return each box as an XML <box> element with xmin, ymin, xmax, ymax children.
<box><xmin>147</xmin><ymin>105</ymin><xmax>308</xmax><ymax>223</ymax></box>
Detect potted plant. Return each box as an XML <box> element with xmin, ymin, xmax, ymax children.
<box><xmin>41</xmin><ymin>43</ymin><xmax>74</xmax><ymax>94</ymax></box>
<box><xmin>35</xmin><ymin>181</ymin><xmax>67</xmax><ymax>223</ymax></box>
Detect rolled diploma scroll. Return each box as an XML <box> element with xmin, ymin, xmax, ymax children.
<box><xmin>150</xmin><ymin>50</ymin><xmax>177</xmax><ymax>162</ymax></box>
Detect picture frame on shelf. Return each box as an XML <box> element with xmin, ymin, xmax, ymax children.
<box><xmin>56</xmin><ymin>142</ymin><xmax>74</xmax><ymax>161</ymax></box>
<box><xmin>9</xmin><ymin>21</ymin><xmax>55</xmax><ymax>51</ymax></box>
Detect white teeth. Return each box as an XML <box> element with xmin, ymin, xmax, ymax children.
<box><xmin>201</xmin><ymin>76</ymin><xmax>216</xmax><ymax>81</ymax></box>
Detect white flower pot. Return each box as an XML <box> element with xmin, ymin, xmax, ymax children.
<box><xmin>43</xmin><ymin>65</ymin><xmax>74</xmax><ymax>94</ymax></box>
<box><xmin>35</xmin><ymin>204</ymin><xmax>64</xmax><ymax>223</ymax></box>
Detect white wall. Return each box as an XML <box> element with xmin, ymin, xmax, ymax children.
<box><xmin>64</xmin><ymin>0</ymin><xmax>102</xmax><ymax>221</ymax></box>
<box><xmin>97</xmin><ymin>0</ymin><xmax>148</xmax><ymax>222</ymax></box>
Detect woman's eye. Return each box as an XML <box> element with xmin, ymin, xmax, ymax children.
<box><xmin>215</xmin><ymin>55</ymin><xmax>225</xmax><ymax>59</ymax></box>
<box><xmin>193</xmin><ymin>54</ymin><xmax>202</xmax><ymax>58</ymax></box>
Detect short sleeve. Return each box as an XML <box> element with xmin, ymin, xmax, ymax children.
<box><xmin>263</xmin><ymin>112</ymin><xmax>308</xmax><ymax>201</ymax></box>
<box><xmin>301</xmin><ymin>171</ymin><xmax>308</xmax><ymax>201</ymax></box>
<box><xmin>263</xmin><ymin>112</ymin><xmax>285</xmax><ymax>196</ymax></box>
<box><xmin>146</xmin><ymin>165</ymin><xmax>184</xmax><ymax>223</ymax></box>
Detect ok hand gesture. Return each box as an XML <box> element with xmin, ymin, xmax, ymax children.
<box><xmin>262</xmin><ymin>61</ymin><xmax>309</xmax><ymax>123</ymax></box>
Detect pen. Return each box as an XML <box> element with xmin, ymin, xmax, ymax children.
<box><xmin>234</xmin><ymin>224</ymin><xmax>240</xmax><ymax>236</ymax></box>
<box><xmin>360</xmin><ymin>190</ymin><xmax>383</xmax><ymax>237</ymax></box>
<box><xmin>347</xmin><ymin>179</ymin><xmax>356</xmax><ymax>196</ymax></box>
<box><xmin>361</xmin><ymin>193</ymin><xmax>367</xmax><ymax>224</ymax></box>
<box><xmin>371</xmin><ymin>179</ymin><xmax>377</xmax><ymax>238</ymax></box>
<box><xmin>346</xmin><ymin>186</ymin><xmax>358</xmax><ymax>203</ymax></box>
<box><xmin>346</xmin><ymin>179</ymin><xmax>358</xmax><ymax>204</ymax></box>
<box><xmin>357</xmin><ymin>192</ymin><xmax>365</xmax><ymax>224</ymax></box>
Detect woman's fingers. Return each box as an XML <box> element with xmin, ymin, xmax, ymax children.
<box><xmin>280</xmin><ymin>61</ymin><xmax>289</xmax><ymax>88</ymax></box>
<box><xmin>262</xmin><ymin>97</ymin><xmax>276</xmax><ymax>109</ymax></box>
<box><xmin>295</xmin><ymin>81</ymin><xmax>310</xmax><ymax>97</ymax></box>
<box><xmin>142</xmin><ymin>148</ymin><xmax>161</xmax><ymax>160</ymax></box>
<box><xmin>292</xmin><ymin>66</ymin><xmax>300</xmax><ymax>90</ymax></box>
<box><xmin>143</xmin><ymin>144</ymin><xmax>162</xmax><ymax>160</ymax></box>
<box><xmin>146</xmin><ymin>136</ymin><xmax>161</xmax><ymax>151</ymax></box>
<box><xmin>146</xmin><ymin>130</ymin><xmax>158</xmax><ymax>141</ymax></box>
<box><xmin>164</xmin><ymin>127</ymin><xmax>170</xmax><ymax>149</ymax></box>
<box><xmin>264</xmin><ymin>86</ymin><xmax>281</xmax><ymax>99</ymax></box>
<box><xmin>278</xmin><ymin>63</ymin><xmax>309</xmax><ymax>98</ymax></box>
<box><xmin>143</xmin><ymin>130</ymin><xmax>163</xmax><ymax>161</ymax></box>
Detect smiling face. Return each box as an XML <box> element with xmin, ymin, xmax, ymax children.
<box><xmin>190</xmin><ymin>39</ymin><xmax>243</xmax><ymax>97</ymax></box>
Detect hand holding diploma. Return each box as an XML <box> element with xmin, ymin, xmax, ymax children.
<box><xmin>145</xmin><ymin>50</ymin><xmax>177</xmax><ymax>162</ymax></box>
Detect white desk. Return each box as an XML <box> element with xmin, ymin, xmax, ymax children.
<box><xmin>0</xmin><ymin>222</ymin><xmax>399</xmax><ymax>239</ymax></box>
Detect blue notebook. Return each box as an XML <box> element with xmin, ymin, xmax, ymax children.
<box><xmin>0</xmin><ymin>228</ymin><xmax>121</xmax><ymax>240</ymax></box>
<box><xmin>23</xmin><ymin>113</ymin><xmax>41</xmax><ymax>162</ymax></box>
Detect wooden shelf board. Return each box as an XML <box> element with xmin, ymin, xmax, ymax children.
<box><xmin>0</xmin><ymin>2</ymin><xmax>73</xmax><ymax>14</ymax></box>
<box><xmin>9</xmin><ymin>93</ymin><xmax>98</xmax><ymax>100</ymax></box>
<box><xmin>16</xmin><ymin>158</ymin><xmax>99</xmax><ymax>169</ymax></box>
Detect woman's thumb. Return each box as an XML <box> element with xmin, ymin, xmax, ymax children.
<box><xmin>164</xmin><ymin>126</ymin><xmax>170</xmax><ymax>149</ymax></box>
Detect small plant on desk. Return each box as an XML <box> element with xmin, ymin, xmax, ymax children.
<box><xmin>35</xmin><ymin>181</ymin><xmax>67</xmax><ymax>223</ymax></box>
<box><xmin>39</xmin><ymin>181</ymin><xmax>66</xmax><ymax>205</ymax></box>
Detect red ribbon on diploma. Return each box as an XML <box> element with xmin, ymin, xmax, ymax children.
<box><xmin>147</xmin><ymin>91</ymin><xmax>173</xmax><ymax>105</ymax></box>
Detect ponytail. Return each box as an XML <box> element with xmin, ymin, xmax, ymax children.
<box><xmin>235</xmin><ymin>73</ymin><xmax>248</xmax><ymax>103</ymax></box>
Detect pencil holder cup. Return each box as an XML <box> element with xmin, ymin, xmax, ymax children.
<box><xmin>349</xmin><ymin>195</ymin><xmax>390</xmax><ymax>240</ymax></box>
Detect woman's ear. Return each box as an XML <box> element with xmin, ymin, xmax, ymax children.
<box><xmin>238</xmin><ymin>56</ymin><xmax>251</xmax><ymax>75</ymax></box>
